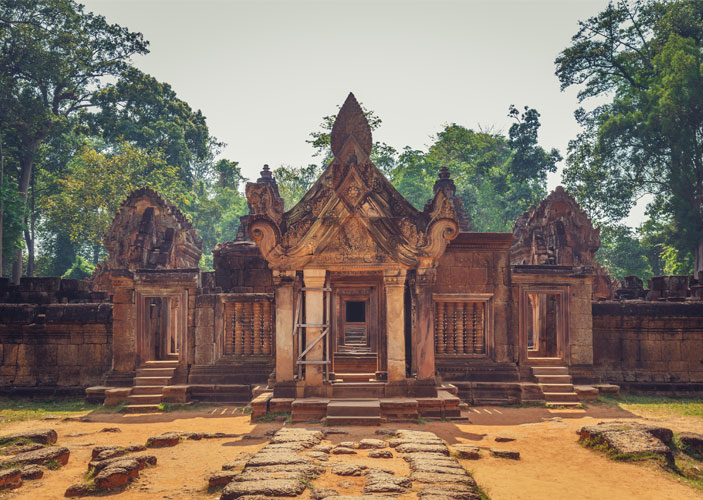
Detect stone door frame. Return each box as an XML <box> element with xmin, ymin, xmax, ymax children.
<box><xmin>518</xmin><ymin>284</ymin><xmax>570</xmax><ymax>364</ymax></box>
<box><xmin>135</xmin><ymin>289</ymin><xmax>189</xmax><ymax>366</ymax></box>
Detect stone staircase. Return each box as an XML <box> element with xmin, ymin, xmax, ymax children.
<box><xmin>531</xmin><ymin>365</ymin><xmax>581</xmax><ymax>407</ymax></box>
<box><xmin>124</xmin><ymin>358</ymin><xmax>178</xmax><ymax>413</ymax></box>
<box><xmin>326</xmin><ymin>399</ymin><xmax>381</xmax><ymax>426</ymax></box>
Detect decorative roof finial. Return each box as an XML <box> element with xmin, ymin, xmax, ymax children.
<box><xmin>433</xmin><ymin>166</ymin><xmax>456</xmax><ymax>196</ymax></box>
<box><xmin>330</xmin><ymin>92</ymin><xmax>373</xmax><ymax>157</ymax></box>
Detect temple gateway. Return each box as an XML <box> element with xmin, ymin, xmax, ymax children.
<box><xmin>4</xmin><ymin>93</ymin><xmax>702</xmax><ymax>422</ymax></box>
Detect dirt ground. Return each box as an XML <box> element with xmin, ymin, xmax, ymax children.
<box><xmin>1</xmin><ymin>403</ymin><xmax>702</xmax><ymax>500</ymax></box>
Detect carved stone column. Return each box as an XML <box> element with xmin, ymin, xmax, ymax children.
<box><xmin>384</xmin><ymin>269</ymin><xmax>407</xmax><ymax>382</ymax></box>
<box><xmin>414</xmin><ymin>267</ymin><xmax>436</xmax><ymax>380</ymax></box>
<box><xmin>303</xmin><ymin>268</ymin><xmax>327</xmax><ymax>386</ymax></box>
<box><xmin>273</xmin><ymin>270</ymin><xmax>296</xmax><ymax>383</ymax></box>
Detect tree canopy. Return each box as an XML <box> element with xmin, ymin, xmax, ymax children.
<box><xmin>556</xmin><ymin>0</ymin><xmax>703</xmax><ymax>276</ymax></box>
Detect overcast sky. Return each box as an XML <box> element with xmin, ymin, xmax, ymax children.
<box><xmin>82</xmin><ymin>0</ymin><xmax>646</xmax><ymax>226</ymax></box>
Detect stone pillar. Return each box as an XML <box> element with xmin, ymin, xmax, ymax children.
<box><xmin>273</xmin><ymin>270</ymin><xmax>296</xmax><ymax>383</ymax></box>
<box><xmin>384</xmin><ymin>269</ymin><xmax>407</xmax><ymax>381</ymax></box>
<box><xmin>303</xmin><ymin>268</ymin><xmax>327</xmax><ymax>386</ymax></box>
<box><xmin>414</xmin><ymin>268</ymin><xmax>436</xmax><ymax>380</ymax></box>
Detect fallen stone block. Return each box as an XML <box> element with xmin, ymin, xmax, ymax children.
<box><xmin>64</xmin><ymin>483</ymin><xmax>92</xmax><ymax>497</ymax></box>
<box><xmin>1</xmin><ymin>446</ymin><xmax>70</xmax><ymax>468</ymax></box>
<box><xmin>94</xmin><ymin>459</ymin><xmax>140</xmax><ymax>490</ymax></box>
<box><xmin>99</xmin><ymin>427</ymin><xmax>121</xmax><ymax>433</ymax></box>
<box><xmin>452</xmin><ymin>445</ymin><xmax>480</xmax><ymax>460</ymax></box>
<box><xmin>311</xmin><ymin>488</ymin><xmax>339</xmax><ymax>500</ymax></box>
<box><xmin>20</xmin><ymin>465</ymin><xmax>43</xmax><ymax>480</ymax></box>
<box><xmin>306</xmin><ymin>451</ymin><xmax>330</xmax><ymax>461</ymax></box>
<box><xmin>246</xmin><ymin>451</ymin><xmax>312</xmax><ymax>467</ymax></box>
<box><xmin>0</xmin><ymin>428</ymin><xmax>57</xmax><ymax>446</ymax></box>
<box><xmin>146</xmin><ymin>432</ymin><xmax>180</xmax><ymax>448</ymax></box>
<box><xmin>363</xmin><ymin>472</ymin><xmax>411</xmax><ymax>493</ymax></box>
<box><xmin>579</xmin><ymin>422</ymin><xmax>673</xmax><ymax>445</ymax></box>
<box><xmin>0</xmin><ymin>469</ymin><xmax>22</xmax><ymax>490</ymax></box>
<box><xmin>679</xmin><ymin>432</ymin><xmax>703</xmax><ymax>455</ymax></box>
<box><xmin>418</xmin><ymin>483</ymin><xmax>481</xmax><ymax>500</ymax></box>
<box><xmin>395</xmin><ymin>443</ymin><xmax>448</xmax><ymax>455</ymax></box>
<box><xmin>89</xmin><ymin>454</ymin><xmax>156</xmax><ymax>473</ymax></box>
<box><xmin>358</xmin><ymin>438</ymin><xmax>386</xmax><ymax>449</ymax></box>
<box><xmin>368</xmin><ymin>449</ymin><xmax>393</xmax><ymax>459</ymax></box>
<box><xmin>312</xmin><ymin>444</ymin><xmax>334</xmax><ymax>454</ymax></box>
<box><xmin>220</xmin><ymin>478</ymin><xmax>306</xmax><ymax>499</ymax></box>
<box><xmin>243</xmin><ymin>463</ymin><xmax>324</xmax><ymax>478</ymax></box>
<box><xmin>490</xmin><ymin>449</ymin><xmax>520</xmax><ymax>460</ymax></box>
<box><xmin>331</xmin><ymin>446</ymin><xmax>357</xmax><ymax>455</ymax></box>
<box><xmin>412</xmin><ymin>471</ymin><xmax>476</xmax><ymax>485</ymax></box>
<box><xmin>209</xmin><ymin>471</ymin><xmax>238</xmax><ymax>488</ymax></box>
<box><xmin>332</xmin><ymin>463</ymin><xmax>367</xmax><ymax>476</ymax></box>
<box><xmin>494</xmin><ymin>436</ymin><xmax>515</xmax><ymax>443</ymax></box>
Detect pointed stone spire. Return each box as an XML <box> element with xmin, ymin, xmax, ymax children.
<box><xmin>330</xmin><ymin>92</ymin><xmax>373</xmax><ymax>157</ymax></box>
<box><xmin>256</xmin><ymin>164</ymin><xmax>280</xmax><ymax>196</ymax></box>
<box><xmin>433</xmin><ymin>166</ymin><xmax>456</xmax><ymax>196</ymax></box>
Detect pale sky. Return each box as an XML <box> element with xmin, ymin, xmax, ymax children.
<box><xmin>82</xmin><ymin>0</ymin><xmax>647</xmax><ymax>226</ymax></box>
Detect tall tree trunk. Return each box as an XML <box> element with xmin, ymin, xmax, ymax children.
<box><xmin>0</xmin><ymin>138</ymin><xmax>4</xmax><ymax>278</ymax></box>
<box><xmin>695</xmin><ymin>238</ymin><xmax>703</xmax><ymax>282</ymax></box>
<box><xmin>11</xmin><ymin>141</ymin><xmax>38</xmax><ymax>284</ymax></box>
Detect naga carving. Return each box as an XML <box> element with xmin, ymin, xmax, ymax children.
<box><xmin>245</xmin><ymin>92</ymin><xmax>467</xmax><ymax>270</ymax></box>
<box><xmin>511</xmin><ymin>185</ymin><xmax>600</xmax><ymax>267</ymax></box>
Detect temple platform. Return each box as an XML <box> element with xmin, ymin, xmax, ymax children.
<box><xmin>250</xmin><ymin>388</ymin><xmax>465</xmax><ymax>424</ymax></box>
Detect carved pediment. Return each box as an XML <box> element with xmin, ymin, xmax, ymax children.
<box><xmin>245</xmin><ymin>92</ymin><xmax>463</xmax><ymax>270</ymax></box>
<box><xmin>511</xmin><ymin>185</ymin><xmax>600</xmax><ymax>267</ymax></box>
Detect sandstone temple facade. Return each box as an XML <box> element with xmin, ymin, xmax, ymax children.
<box><xmin>1</xmin><ymin>93</ymin><xmax>702</xmax><ymax>420</ymax></box>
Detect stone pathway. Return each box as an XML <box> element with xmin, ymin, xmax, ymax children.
<box><xmin>211</xmin><ymin>428</ymin><xmax>486</xmax><ymax>500</ymax></box>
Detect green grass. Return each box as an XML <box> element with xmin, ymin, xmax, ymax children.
<box><xmin>0</xmin><ymin>398</ymin><xmax>100</xmax><ymax>426</ymax></box>
<box><xmin>254</xmin><ymin>411</ymin><xmax>291</xmax><ymax>423</ymax></box>
<box><xmin>594</xmin><ymin>393</ymin><xmax>703</xmax><ymax>417</ymax></box>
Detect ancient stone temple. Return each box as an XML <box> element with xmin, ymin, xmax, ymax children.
<box><xmin>2</xmin><ymin>92</ymin><xmax>703</xmax><ymax>417</ymax></box>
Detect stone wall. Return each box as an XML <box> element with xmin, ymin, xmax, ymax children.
<box><xmin>0</xmin><ymin>277</ymin><xmax>112</xmax><ymax>393</ymax></box>
<box><xmin>0</xmin><ymin>303</ymin><xmax>112</xmax><ymax>392</ymax></box>
<box><xmin>593</xmin><ymin>301</ymin><xmax>703</xmax><ymax>390</ymax></box>
<box><xmin>434</xmin><ymin>233</ymin><xmax>517</xmax><ymax>382</ymax></box>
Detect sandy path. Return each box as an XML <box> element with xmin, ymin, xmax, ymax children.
<box><xmin>0</xmin><ymin>404</ymin><xmax>701</xmax><ymax>500</ymax></box>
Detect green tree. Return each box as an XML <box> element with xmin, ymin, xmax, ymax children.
<box><xmin>40</xmin><ymin>142</ymin><xmax>189</xmax><ymax>264</ymax></box>
<box><xmin>273</xmin><ymin>164</ymin><xmax>322</xmax><ymax>209</ymax></box>
<box><xmin>89</xmin><ymin>67</ymin><xmax>219</xmax><ymax>184</ymax></box>
<box><xmin>596</xmin><ymin>224</ymin><xmax>653</xmax><ymax>280</ymax></box>
<box><xmin>0</xmin><ymin>0</ymin><xmax>148</xmax><ymax>280</ymax></box>
<box><xmin>556</xmin><ymin>0</ymin><xmax>702</xmax><ymax>276</ymax></box>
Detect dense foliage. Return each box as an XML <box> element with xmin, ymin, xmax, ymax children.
<box><xmin>557</xmin><ymin>0</ymin><xmax>703</xmax><ymax>277</ymax></box>
<box><xmin>0</xmin><ymin>0</ymin><xmax>698</xmax><ymax>283</ymax></box>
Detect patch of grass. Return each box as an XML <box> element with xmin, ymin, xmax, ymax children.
<box><xmin>241</xmin><ymin>406</ymin><xmax>253</xmax><ymax>415</ymax></box>
<box><xmin>157</xmin><ymin>402</ymin><xmax>206</xmax><ymax>412</ymax></box>
<box><xmin>91</xmin><ymin>401</ymin><xmax>127</xmax><ymax>414</ymax></box>
<box><xmin>45</xmin><ymin>458</ymin><xmax>62</xmax><ymax>470</ymax></box>
<box><xmin>417</xmin><ymin>415</ymin><xmax>427</xmax><ymax>425</ymax></box>
<box><xmin>0</xmin><ymin>398</ymin><xmax>99</xmax><ymax>426</ymax></box>
<box><xmin>474</xmin><ymin>483</ymin><xmax>491</xmax><ymax>500</ymax></box>
<box><xmin>595</xmin><ymin>393</ymin><xmax>703</xmax><ymax>418</ymax></box>
<box><xmin>254</xmin><ymin>411</ymin><xmax>291</xmax><ymax>423</ymax></box>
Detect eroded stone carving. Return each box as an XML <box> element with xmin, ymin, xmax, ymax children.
<box><xmin>511</xmin><ymin>186</ymin><xmax>600</xmax><ymax>267</ymax></box>
<box><xmin>244</xmin><ymin>92</ymin><xmax>465</xmax><ymax>270</ymax></box>
<box><xmin>93</xmin><ymin>188</ymin><xmax>202</xmax><ymax>289</ymax></box>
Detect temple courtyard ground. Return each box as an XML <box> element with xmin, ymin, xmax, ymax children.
<box><xmin>0</xmin><ymin>396</ymin><xmax>701</xmax><ymax>500</ymax></box>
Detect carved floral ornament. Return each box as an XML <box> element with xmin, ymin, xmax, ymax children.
<box><xmin>245</xmin><ymin>92</ymin><xmax>465</xmax><ymax>270</ymax></box>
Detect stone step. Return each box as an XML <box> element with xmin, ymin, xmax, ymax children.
<box><xmin>134</xmin><ymin>376</ymin><xmax>172</xmax><ymax>386</ymax></box>
<box><xmin>127</xmin><ymin>394</ymin><xmax>163</xmax><ymax>405</ymax></box>
<box><xmin>131</xmin><ymin>385</ymin><xmax>165</xmax><ymax>395</ymax></box>
<box><xmin>527</xmin><ymin>357</ymin><xmax>564</xmax><ymax>366</ymax></box>
<box><xmin>331</xmin><ymin>383</ymin><xmax>385</xmax><ymax>398</ymax></box>
<box><xmin>137</xmin><ymin>367</ymin><xmax>176</xmax><ymax>377</ymax></box>
<box><xmin>143</xmin><ymin>360</ymin><xmax>179</xmax><ymax>368</ymax></box>
<box><xmin>122</xmin><ymin>404</ymin><xmax>161</xmax><ymax>413</ymax></box>
<box><xmin>534</xmin><ymin>374</ymin><xmax>572</xmax><ymax>384</ymax></box>
<box><xmin>531</xmin><ymin>366</ymin><xmax>569</xmax><ymax>376</ymax></box>
<box><xmin>543</xmin><ymin>392</ymin><xmax>581</xmax><ymax>403</ymax></box>
<box><xmin>539</xmin><ymin>383</ymin><xmax>575</xmax><ymax>393</ymax></box>
<box><xmin>327</xmin><ymin>399</ymin><xmax>380</xmax><ymax>417</ymax></box>
<box><xmin>325</xmin><ymin>415</ymin><xmax>382</xmax><ymax>426</ymax></box>
<box><xmin>335</xmin><ymin>373</ymin><xmax>376</xmax><ymax>383</ymax></box>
